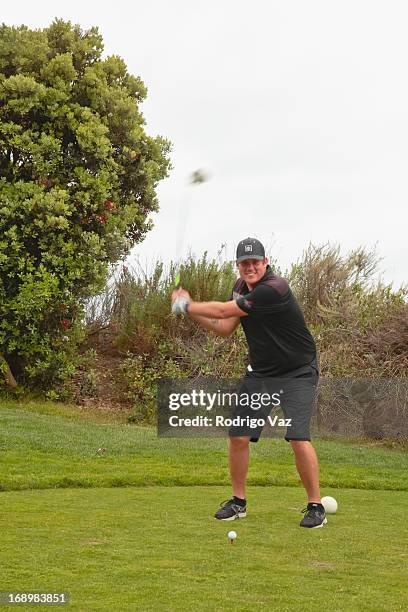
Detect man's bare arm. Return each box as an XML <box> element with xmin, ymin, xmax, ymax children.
<box><xmin>171</xmin><ymin>290</ymin><xmax>246</xmax><ymax>336</ymax></box>
<box><xmin>189</xmin><ymin>313</ymin><xmax>241</xmax><ymax>337</ymax></box>
<box><xmin>187</xmin><ymin>300</ymin><xmax>247</xmax><ymax>320</ymax></box>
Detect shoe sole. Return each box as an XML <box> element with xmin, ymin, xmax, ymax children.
<box><xmin>215</xmin><ymin>511</ymin><xmax>247</xmax><ymax>521</ymax></box>
<box><xmin>301</xmin><ymin>517</ymin><xmax>327</xmax><ymax>529</ymax></box>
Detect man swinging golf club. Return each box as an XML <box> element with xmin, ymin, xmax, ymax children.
<box><xmin>171</xmin><ymin>238</ymin><xmax>326</xmax><ymax>528</ymax></box>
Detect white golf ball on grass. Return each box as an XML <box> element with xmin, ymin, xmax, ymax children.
<box><xmin>321</xmin><ymin>496</ymin><xmax>338</xmax><ymax>514</ymax></box>
<box><xmin>228</xmin><ymin>530</ymin><xmax>237</xmax><ymax>542</ymax></box>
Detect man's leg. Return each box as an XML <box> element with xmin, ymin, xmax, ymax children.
<box><xmin>214</xmin><ymin>436</ymin><xmax>249</xmax><ymax>520</ymax></box>
<box><xmin>290</xmin><ymin>440</ymin><xmax>321</xmax><ymax>502</ymax></box>
<box><xmin>229</xmin><ymin>436</ymin><xmax>250</xmax><ymax>499</ymax></box>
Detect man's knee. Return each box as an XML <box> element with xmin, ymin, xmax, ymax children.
<box><xmin>289</xmin><ymin>439</ymin><xmax>312</xmax><ymax>452</ymax></box>
<box><xmin>229</xmin><ymin>436</ymin><xmax>250</xmax><ymax>450</ymax></box>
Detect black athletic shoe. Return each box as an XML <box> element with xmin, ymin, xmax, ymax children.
<box><xmin>214</xmin><ymin>498</ymin><xmax>247</xmax><ymax>521</ymax></box>
<box><xmin>300</xmin><ymin>503</ymin><xmax>327</xmax><ymax>528</ymax></box>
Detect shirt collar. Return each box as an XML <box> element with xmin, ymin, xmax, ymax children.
<box><xmin>260</xmin><ymin>264</ymin><xmax>273</xmax><ymax>282</ymax></box>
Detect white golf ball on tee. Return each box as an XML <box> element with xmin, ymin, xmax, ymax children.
<box><xmin>228</xmin><ymin>530</ymin><xmax>237</xmax><ymax>541</ymax></box>
<box><xmin>321</xmin><ymin>496</ymin><xmax>338</xmax><ymax>514</ymax></box>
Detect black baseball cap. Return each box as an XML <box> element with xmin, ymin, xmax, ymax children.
<box><xmin>236</xmin><ymin>237</ymin><xmax>265</xmax><ymax>263</ymax></box>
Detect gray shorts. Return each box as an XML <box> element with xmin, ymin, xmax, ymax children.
<box><xmin>229</xmin><ymin>360</ymin><xmax>319</xmax><ymax>442</ymax></box>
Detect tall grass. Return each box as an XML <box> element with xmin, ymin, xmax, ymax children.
<box><xmin>288</xmin><ymin>244</ymin><xmax>407</xmax><ymax>377</ymax></box>
<box><xmin>83</xmin><ymin>244</ymin><xmax>407</xmax><ymax>421</ymax></box>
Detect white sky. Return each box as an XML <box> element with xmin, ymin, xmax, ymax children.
<box><xmin>4</xmin><ymin>1</ymin><xmax>408</xmax><ymax>287</ymax></box>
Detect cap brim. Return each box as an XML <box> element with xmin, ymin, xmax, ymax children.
<box><xmin>236</xmin><ymin>255</ymin><xmax>265</xmax><ymax>263</ymax></box>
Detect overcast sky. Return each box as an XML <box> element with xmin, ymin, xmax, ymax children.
<box><xmin>4</xmin><ymin>1</ymin><xmax>408</xmax><ymax>287</ymax></box>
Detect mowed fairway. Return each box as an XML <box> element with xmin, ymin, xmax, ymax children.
<box><xmin>0</xmin><ymin>401</ymin><xmax>407</xmax><ymax>611</ymax></box>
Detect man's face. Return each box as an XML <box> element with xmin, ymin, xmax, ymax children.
<box><xmin>237</xmin><ymin>257</ymin><xmax>268</xmax><ymax>287</ymax></box>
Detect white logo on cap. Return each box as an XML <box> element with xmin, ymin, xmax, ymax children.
<box><xmin>244</xmin><ymin>245</ymin><xmax>253</xmax><ymax>252</ymax></box>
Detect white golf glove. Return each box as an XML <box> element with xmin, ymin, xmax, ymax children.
<box><xmin>171</xmin><ymin>296</ymin><xmax>191</xmax><ymax>316</ymax></box>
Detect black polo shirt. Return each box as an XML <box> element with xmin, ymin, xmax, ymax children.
<box><xmin>231</xmin><ymin>266</ymin><xmax>317</xmax><ymax>376</ymax></box>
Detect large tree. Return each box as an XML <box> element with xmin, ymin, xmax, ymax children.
<box><xmin>0</xmin><ymin>20</ymin><xmax>171</xmax><ymax>388</ymax></box>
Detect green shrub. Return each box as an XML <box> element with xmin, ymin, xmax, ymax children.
<box><xmin>121</xmin><ymin>353</ymin><xmax>186</xmax><ymax>423</ymax></box>
<box><xmin>0</xmin><ymin>20</ymin><xmax>170</xmax><ymax>389</ymax></box>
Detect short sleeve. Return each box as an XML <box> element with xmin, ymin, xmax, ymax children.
<box><xmin>236</xmin><ymin>284</ymin><xmax>289</xmax><ymax>316</ymax></box>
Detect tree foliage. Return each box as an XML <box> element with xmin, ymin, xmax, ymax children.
<box><xmin>0</xmin><ymin>20</ymin><xmax>171</xmax><ymax>388</ymax></box>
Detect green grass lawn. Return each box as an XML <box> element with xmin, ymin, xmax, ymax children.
<box><xmin>1</xmin><ymin>487</ymin><xmax>407</xmax><ymax>611</ymax></box>
<box><xmin>0</xmin><ymin>400</ymin><xmax>407</xmax><ymax>492</ymax></box>
<box><xmin>0</xmin><ymin>400</ymin><xmax>407</xmax><ymax>611</ymax></box>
